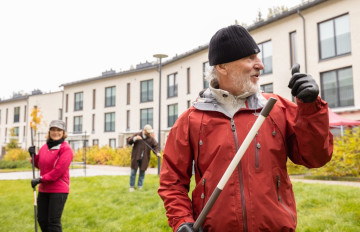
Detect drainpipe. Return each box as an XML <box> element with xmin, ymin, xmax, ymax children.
<box><xmin>297</xmin><ymin>9</ymin><xmax>307</xmax><ymax>73</ymax></box>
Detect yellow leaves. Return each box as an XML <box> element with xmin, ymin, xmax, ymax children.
<box><xmin>30</xmin><ymin>106</ymin><xmax>43</xmax><ymax>132</ymax></box>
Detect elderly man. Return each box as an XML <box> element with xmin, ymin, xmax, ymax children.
<box><xmin>127</xmin><ymin>124</ymin><xmax>161</xmax><ymax>192</ymax></box>
<box><xmin>158</xmin><ymin>25</ymin><xmax>333</xmax><ymax>232</ymax></box>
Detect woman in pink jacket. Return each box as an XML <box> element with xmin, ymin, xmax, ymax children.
<box><xmin>29</xmin><ymin>120</ymin><xmax>73</xmax><ymax>232</ymax></box>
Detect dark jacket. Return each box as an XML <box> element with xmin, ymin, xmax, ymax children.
<box><xmin>158</xmin><ymin>91</ymin><xmax>333</xmax><ymax>232</ymax></box>
<box><xmin>127</xmin><ymin>132</ymin><xmax>160</xmax><ymax>171</ymax></box>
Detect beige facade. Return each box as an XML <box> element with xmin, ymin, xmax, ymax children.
<box><xmin>0</xmin><ymin>91</ymin><xmax>62</xmax><ymax>155</ymax></box>
<box><xmin>1</xmin><ymin>0</ymin><xmax>359</xmax><ymax>153</ymax></box>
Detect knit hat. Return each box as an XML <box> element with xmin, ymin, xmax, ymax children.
<box><xmin>49</xmin><ymin>120</ymin><xmax>66</xmax><ymax>131</ymax></box>
<box><xmin>208</xmin><ymin>25</ymin><xmax>260</xmax><ymax>66</ymax></box>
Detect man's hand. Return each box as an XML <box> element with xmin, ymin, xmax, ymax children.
<box><xmin>288</xmin><ymin>63</ymin><xmax>319</xmax><ymax>103</ymax></box>
<box><xmin>156</xmin><ymin>153</ymin><xmax>161</xmax><ymax>157</ymax></box>
<box><xmin>136</xmin><ymin>135</ymin><xmax>142</xmax><ymax>140</ymax></box>
<box><xmin>31</xmin><ymin>178</ymin><xmax>41</xmax><ymax>188</ymax></box>
<box><xmin>177</xmin><ymin>223</ymin><xmax>195</xmax><ymax>232</ymax></box>
<box><xmin>177</xmin><ymin>223</ymin><xmax>203</xmax><ymax>232</ymax></box>
<box><xmin>28</xmin><ymin>146</ymin><xmax>36</xmax><ymax>157</ymax></box>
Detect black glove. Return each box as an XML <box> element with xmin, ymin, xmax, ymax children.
<box><xmin>177</xmin><ymin>223</ymin><xmax>203</xmax><ymax>232</ymax></box>
<box><xmin>288</xmin><ymin>63</ymin><xmax>319</xmax><ymax>103</ymax></box>
<box><xmin>28</xmin><ymin>146</ymin><xmax>36</xmax><ymax>157</ymax></box>
<box><xmin>31</xmin><ymin>178</ymin><xmax>41</xmax><ymax>188</ymax></box>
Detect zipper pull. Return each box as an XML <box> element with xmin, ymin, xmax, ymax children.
<box><xmin>231</xmin><ymin>118</ymin><xmax>236</xmax><ymax>132</ymax></box>
<box><xmin>276</xmin><ymin>176</ymin><xmax>281</xmax><ymax>201</ymax></box>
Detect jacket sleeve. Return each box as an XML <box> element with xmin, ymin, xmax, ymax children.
<box><xmin>30</xmin><ymin>154</ymin><xmax>40</xmax><ymax>169</ymax></box>
<box><xmin>285</xmin><ymin>96</ymin><xmax>333</xmax><ymax>168</ymax></box>
<box><xmin>41</xmin><ymin>144</ymin><xmax>73</xmax><ymax>183</ymax></box>
<box><xmin>158</xmin><ymin>112</ymin><xmax>195</xmax><ymax>231</ymax></box>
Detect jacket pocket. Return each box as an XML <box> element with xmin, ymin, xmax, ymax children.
<box><xmin>276</xmin><ymin>175</ymin><xmax>295</xmax><ymax>223</ymax></box>
<box><xmin>191</xmin><ymin>178</ymin><xmax>206</xmax><ymax>219</ymax></box>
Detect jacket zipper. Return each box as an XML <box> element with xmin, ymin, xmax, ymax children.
<box><xmin>231</xmin><ymin>118</ymin><xmax>248</xmax><ymax>232</ymax></box>
<box><xmin>201</xmin><ymin>178</ymin><xmax>206</xmax><ymax>209</ymax></box>
<box><xmin>276</xmin><ymin>175</ymin><xmax>295</xmax><ymax>223</ymax></box>
<box><xmin>255</xmin><ymin>134</ymin><xmax>260</xmax><ymax>169</ymax></box>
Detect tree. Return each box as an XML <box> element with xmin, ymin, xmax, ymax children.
<box><xmin>30</xmin><ymin>106</ymin><xmax>43</xmax><ymax>140</ymax></box>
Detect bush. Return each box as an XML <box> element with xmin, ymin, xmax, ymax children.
<box><xmin>311</xmin><ymin>127</ymin><xmax>360</xmax><ymax>177</ymax></box>
<box><xmin>3</xmin><ymin>148</ymin><xmax>28</xmax><ymax>161</ymax></box>
<box><xmin>73</xmin><ymin>146</ymin><xmax>162</xmax><ymax>168</ymax></box>
<box><xmin>73</xmin><ymin>145</ymin><xmax>162</xmax><ymax>167</ymax></box>
<box><xmin>0</xmin><ymin>160</ymin><xmax>32</xmax><ymax>169</ymax></box>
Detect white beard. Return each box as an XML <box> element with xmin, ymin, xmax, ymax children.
<box><xmin>231</xmin><ymin>73</ymin><xmax>259</xmax><ymax>97</ymax></box>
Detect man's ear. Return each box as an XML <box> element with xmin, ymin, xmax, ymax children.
<box><xmin>215</xmin><ymin>64</ymin><xmax>227</xmax><ymax>75</ymax></box>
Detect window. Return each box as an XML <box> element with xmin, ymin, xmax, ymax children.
<box><xmin>187</xmin><ymin>67</ymin><xmax>191</xmax><ymax>94</ymax></box>
<box><xmin>73</xmin><ymin>116</ymin><xmax>83</xmax><ymax>133</ymax></box>
<box><xmin>258</xmin><ymin>41</ymin><xmax>272</xmax><ymax>74</ymax></box>
<box><xmin>65</xmin><ymin>117</ymin><xmax>68</xmax><ymax>131</ymax></box>
<box><xmin>92</xmin><ymin>114</ymin><xmax>95</xmax><ymax>133</ymax></box>
<box><xmin>167</xmin><ymin>73</ymin><xmax>178</xmax><ymax>98</ymax></box>
<box><xmin>289</xmin><ymin>31</ymin><xmax>298</xmax><ymax>67</ymax></box>
<box><xmin>140</xmin><ymin>108</ymin><xmax>153</xmax><ymax>129</ymax></box>
<box><xmin>24</xmin><ymin>106</ymin><xmax>27</xmax><ymax>122</ymax></box>
<box><xmin>260</xmin><ymin>83</ymin><xmax>273</xmax><ymax>93</ymax></box>
<box><xmin>321</xmin><ymin>67</ymin><xmax>354</xmax><ymax>108</ymax></box>
<box><xmin>168</xmin><ymin>104</ymin><xmax>178</xmax><ymax>127</ymax></box>
<box><xmin>14</xmin><ymin>107</ymin><xmax>20</xmax><ymax>123</ymax></box>
<box><xmin>126</xmin><ymin>110</ymin><xmax>130</xmax><ymax>131</ymax></box>
<box><xmin>93</xmin><ymin>139</ymin><xmax>99</xmax><ymax>146</ymax></box>
<box><xmin>92</xmin><ymin>89</ymin><xmax>96</xmax><ymax>109</ymax></box>
<box><xmin>203</xmin><ymin>62</ymin><xmax>210</xmax><ymax>89</ymax></box>
<box><xmin>65</xmin><ymin>94</ymin><xmax>69</xmax><ymax>113</ymax></box>
<box><xmin>127</xmin><ymin>83</ymin><xmax>131</xmax><ymax>105</ymax></box>
<box><xmin>319</xmin><ymin>14</ymin><xmax>350</xmax><ymax>60</ymax></box>
<box><xmin>140</xmin><ymin>80</ymin><xmax>153</xmax><ymax>102</ymax></box>
<box><xmin>105</xmin><ymin>112</ymin><xmax>115</xmax><ymax>132</ymax></box>
<box><xmin>58</xmin><ymin>109</ymin><xmax>62</xmax><ymax>120</ymax></box>
<box><xmin>74</xmin><ymin>92</ymin><xmax>83</xmax><ymax>111</ymax></box>
<box><xmin>6</xmin><ymin>108</ymin><xmax>8</xmax><ymax>124</ymax></box>
<box><xmin>105</xmin><ymin>86</ymin><xmax>116</xmax><ymax>107</ymax></box>
<box><xmin>0</xmin><ymin>109</ymin><xmax>1</xmax><ymax>123</ymax></box>
<box><xmin>109</xmin><ymin>139</ymin><xmax>116</xmax><ymax>148</ymax></box>
<box><xmin>187</xmin><ymin>100</ymin><xmax>191</xmax><ymax>108</ymax></box>
<box><xmin>13</xmin><ymin>127</ymin><xmax>19</xmax><ymax>137</ymax></box>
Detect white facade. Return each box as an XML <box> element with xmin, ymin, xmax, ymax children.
<box><xmin>1</xmin><ymin>0</ymin><xmax>359</xmax><ymax>154</ymax></box>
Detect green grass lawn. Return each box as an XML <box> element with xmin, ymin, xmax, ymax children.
<box><xmin>1</xmin><ymin>175</ymin><xmax>359</xmax><ymax>232</ymax></box>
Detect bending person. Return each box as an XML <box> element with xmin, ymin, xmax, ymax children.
<box><xmin>127</xmin><ymin>124</ymin><xmax>161</xmax><ymax>192</ymax></box>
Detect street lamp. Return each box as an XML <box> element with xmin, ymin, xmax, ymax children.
<box><xmin>153</xmin><ymin>53</ymin><xmax>168</xmax><ymax>175</ymax></box>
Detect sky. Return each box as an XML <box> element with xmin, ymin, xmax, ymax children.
<box><xmin>0</xmin><ymin>0</ymin><xmax>304</xmax><ymax>100</ymax></box>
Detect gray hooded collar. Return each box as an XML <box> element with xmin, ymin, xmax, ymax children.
<box><xmin>193</xmin><ymin>88</ymin><xmax>268</xmax><ymax>118</ymax></box>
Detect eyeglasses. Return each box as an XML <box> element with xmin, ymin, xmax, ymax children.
<box><xmin>50</xmin><ymin>128</ymin><xmax>63</xmax><ymax>132</ymax></box>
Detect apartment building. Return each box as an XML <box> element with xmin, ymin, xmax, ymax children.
<box><xmin>1</xmin><ymin>0</ymin><xmax>358</xmax><ymax>154</ymax></box>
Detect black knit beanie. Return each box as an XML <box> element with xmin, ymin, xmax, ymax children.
<box><xmin>208</xmin><ymin>25</ymin><xmax>260</xmax><ymax>66</ymax></box>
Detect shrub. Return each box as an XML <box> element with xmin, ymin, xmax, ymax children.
<box><xmin>311</xmin><ymin>127</ymin><xmax>360</xmax><ymax>177</ymax></box>
<box><xmin>0</xmin><ymin>160</ymin><xmax>32</xmax><ymax>169</ymax></box>
<box><xmin>73</xmin><ymin>145</ymin><xmax>161</xmax><ymax>167</ymax></box>
<box><xmin>3</xmin><ymin>148</ymin><xmax>28</xmax><ymax>161</ymax></box>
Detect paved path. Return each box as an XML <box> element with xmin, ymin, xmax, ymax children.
<box><xmin>0</xmin><ymin>165</ymin><xmax>159</xmax><ymax>180</ymax></box>
<box><xmin>0</xmin><ymin>166</ymin><xmax>359</xmax><ymax>188</ymax></box>
<box><xmin>290</xmin><ymin>176</ymin><xmax>360</xmax><ymax>188</ymax></box>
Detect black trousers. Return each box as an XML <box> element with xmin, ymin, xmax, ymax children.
<box><xmin>37</xmin><ymin>192</ymin><xmax>68</xmax><ymax>232</ymax></box>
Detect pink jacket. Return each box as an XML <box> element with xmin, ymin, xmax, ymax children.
<box><xmin>32</xmin><ymin>141</ymin><xmax>73</xmax><ymax>193</ymax></box>
<box><xmin>158</xmin><ymin>93</ymin><xmax>333</xmax><ymax>232</ymax></box>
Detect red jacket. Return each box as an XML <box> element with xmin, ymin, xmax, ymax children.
<box><xmin>158</xmin><ymin>92</ymin><xmax>333</xmax><ymax>232</ymax></box>
<box><xmin>32</xmin><ymin>141</ymin><xmax>73</xmax><ymax>193</ymax></box>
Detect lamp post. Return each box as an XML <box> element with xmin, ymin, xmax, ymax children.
<box><xmin>153</xmin><ymin>53</ymin><xmax>168</xmax><ymax>175</ymax></box>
